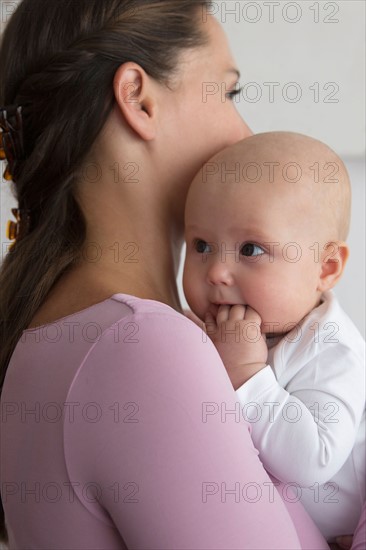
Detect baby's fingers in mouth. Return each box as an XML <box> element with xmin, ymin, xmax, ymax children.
<box><xmin>228</xmin><ymin>304</ymin><xmax>247</xmax><ymax>321</ymax></box>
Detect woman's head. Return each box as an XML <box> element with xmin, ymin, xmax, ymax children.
<box><xmin>91</xmin><ymin>14</ymin><xmax>251</xmax><ymax>233</ymax></box>
<box><xmin>73</xmin><ymin>14</ymin><xmax>251</xmax><ymax>259</ymax></box>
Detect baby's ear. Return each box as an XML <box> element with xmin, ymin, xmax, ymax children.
<box><xmin>317</xmin><ymin>241</ymin><xmax>349</xmax><ymax>292</ymax></box>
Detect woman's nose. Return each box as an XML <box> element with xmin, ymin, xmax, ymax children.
<box><xmin>241</xmin><ymin>118</ymin><xmax>253</xmax><ymax>139</ymax></box>
<box><xmin>206</xmin><ymin>261</ymin><xmax>235</xmax><ymax>286</ymax></box>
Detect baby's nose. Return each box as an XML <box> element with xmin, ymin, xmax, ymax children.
<box><xmin>206</xmin><ymin>261</ymin><xmax>235</xmax><ymax>286</ymax></box>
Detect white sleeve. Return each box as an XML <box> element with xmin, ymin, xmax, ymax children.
<box><xmin>235</xmin><ymin>344</ymin><xmax>365</xmax><ymax>487</ymax></box>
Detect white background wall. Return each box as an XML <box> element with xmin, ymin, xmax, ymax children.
<box><xmin>1</xmin><ymin>0</ymin><xmax>365</xmax><ymax>335</ymax></box>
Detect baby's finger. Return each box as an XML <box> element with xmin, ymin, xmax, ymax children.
<box><xmin>228</xmin><ymin>304</ymin><xmax>246</xmax><ymax>321</ymax></box>
<box><xmin>204</xmin><ymin>312</ymin><xmax>217</xmax><ymax>329</ymax></box>
<box><xmin>243</xmin><ymin>305</ymin><xmax>262</xmax><ymax>325</ymax></box>
<box><xmin>216</xmin><ymin>305</ymin><xmax>230</xmax><ymax>326</ymax></box>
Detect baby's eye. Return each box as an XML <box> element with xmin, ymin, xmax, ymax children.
<box><xmin>194</xmin><ymin>239</ymin><xmax>211</xmax><ymax>254</ymax></box>
<box><xmin>240</xmin><ymin>243</ymin><xmax>265</xmax><ymax>257</ymax></box>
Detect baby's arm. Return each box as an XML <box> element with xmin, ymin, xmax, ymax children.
<box><xmin>186</xmin><ymin>305</ymin><xmax>364</xmax><ymax>485</ymax></box>
<box><xmin>235</xmin><ymin>342</ymin><xmax>364</xmax><ymax>486</ymax></box>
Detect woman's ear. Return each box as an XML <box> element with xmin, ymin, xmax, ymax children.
<box><xmin>317</xmin><ymin>241</ymin><xmax>349</xmax><ymax>292</ymax></box>
<box><xmin>113</xmin><ymin>62</ymin><xmax>157</xmax><ymax>141</ymax></box>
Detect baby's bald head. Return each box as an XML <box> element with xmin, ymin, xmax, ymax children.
<box><xmin>183</xmin><ymin>132</ymin><xmax>351</xmax><ymax>331</ymax></box>
<box><xmin>187</xmin><ymin>131</ymin><xmax>351</xmax><ymax>242</ymax></box>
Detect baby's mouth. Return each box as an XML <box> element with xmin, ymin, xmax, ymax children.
<box><xmin>208</xmin><ymin>302</ymin><xmax>246</xmax><ymax>318</ymax></box>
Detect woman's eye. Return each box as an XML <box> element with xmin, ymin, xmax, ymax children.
<box><xmin>240</xmin><ymin>243</ymin><xmax>265</xmax><ymax>257</ymax></box>
<box><xmin>194</xmin><ymin>239</ymin><xmax>210</xmax><ymax>254</ymax></box>
<box><xmin>226</xmin><ymin>87</ymin><xmax>243</xmax><ymax>100</ymax></box>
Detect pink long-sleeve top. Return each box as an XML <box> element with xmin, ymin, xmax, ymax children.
<box><xmin>351</xmin><ymin>501</ymin><xmax>366</xmax><ymax>549</ymax></box>
<box><xmin>0</xmin><ymin>293</ymin><xmax>329</xmax><ymax>549</ymax></box>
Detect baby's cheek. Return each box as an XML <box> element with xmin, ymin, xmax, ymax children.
<box><xmin>246</xmin><ymin>282</ymin><xmax>280</xmax><ymax>320</ymax></box>
<box><xmin>258</xmin><ymin>294</ymin><xmax>293</xmax><ymax>333</ymax></box>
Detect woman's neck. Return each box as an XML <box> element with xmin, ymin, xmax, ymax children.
<box><xmin>74</xmin><ymin>220</ymin><xmax>185</xmax><ymax>313</ymax></box>
<box><xmin>74</xmin><ymin>153</ymin><xmax>187</xmax><ymax>313</ymax></box>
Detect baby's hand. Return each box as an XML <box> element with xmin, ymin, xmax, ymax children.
<box><xmin>205</xmin><ymin>305</ymin><xmax>268</xmax><ymax>390</ymax></box>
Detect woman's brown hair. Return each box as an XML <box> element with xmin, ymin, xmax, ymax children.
<box><xmin>0</xmin><ymin>0</ymin><xmax>210</xmax><ymax>541</ymax></box>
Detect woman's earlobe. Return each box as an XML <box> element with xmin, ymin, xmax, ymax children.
<box><xmin>113</xmin><ymin>62</ymin><xmax>157</xmax><ymax>141</ymax></box>
<box><xmin>317</xmin><ymin>241</ymin><xmax>349</xmax><ymax>292</ymax></box>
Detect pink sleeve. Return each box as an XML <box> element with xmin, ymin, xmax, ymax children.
<box><xmin>351</xmin><ymin>502</ymin><xmax>366</xmax><ymax>550</ymax></box>
<box><xmin>64</xmin><ymin>311</ymin><xmax>328</xmax><ymax>550</ymax></box>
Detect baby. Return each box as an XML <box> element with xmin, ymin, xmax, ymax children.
<box><xmin>182</xmin><ymin>132</ymin><xmax>365</xmax><ymax>544</ymax></box>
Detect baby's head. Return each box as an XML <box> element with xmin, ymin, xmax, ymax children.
<box><xmin>183</xmin><ymin>131</ymin><xmax>351</xmax><ymax>334</ymax></box>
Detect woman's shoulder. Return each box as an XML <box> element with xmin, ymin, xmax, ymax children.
<box><xmin>8</xmin><ymin>292</ymin><xmax>207</xmax><ymax>410</ymax></box>
<box><xmin>21</xmin><ymin>291</ymin><xmax>197</xmax><ymax>349</ymax></box>
<box><xmin>84</xmin><ymin>292</ymin><xmax>208</xmax><ymax>362</ymax></box>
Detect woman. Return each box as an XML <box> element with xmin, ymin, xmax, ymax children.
<box><xmin>0</xmin><ymin>0</ymin><xmax>342</xmax><ymax>547</ymax></box>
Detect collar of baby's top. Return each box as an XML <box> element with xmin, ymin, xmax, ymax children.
<box><xmin>266</xmin><ymin>333</ymin><xmax>283</xmax><ymax>349</ymax></box>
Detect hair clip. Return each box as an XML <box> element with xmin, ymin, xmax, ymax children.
<box><xmin>0</xmin><ymin>131</ymin><xmax>12</xmax><ymax>180</ymax></box>
<box><xmin>0</xmin><ymin>132</ymin><xmax>6</xmax><ymax>160</ymax></box>
<box><xmin>0</xmin><ymin>105</ymin><xmax>24</xmax><ymax>182</ymax></box>
<box><xmin>6</xmin><ymin>208</ymin><xmax>31</xmax><ymax>249</ymax></box>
